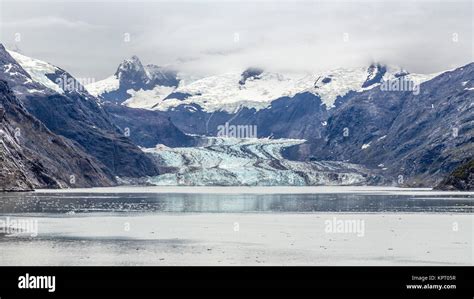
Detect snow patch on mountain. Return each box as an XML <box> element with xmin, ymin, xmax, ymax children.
<box><xmin>122</xmin><ymin>85</ymin><xmax>176</xmax><ymax>109</ymax></box>
<box><xmin>86</xmin><ymin>75</ymin><xmax>120</xmax><ymax>97</ymax></box>
<box><xmin>6</xmin><ymin>50</ymin><xmax>64</xmax><ymax>94</ymax></box>
<box><xmin>148</xmin><ymin>66</ymin><xmax>384</xmax><ymax>112</ymax></box>
<box><xmin>148</xmin><ymin>67</ymin><xmax>441</xmax><ymax>112</ymax></box>
<box><xmin>400</xmin><ymin>72</ymin><xmax>444</xmax><ymax>86</ymax></box>
<box><xmin>309</xmin><ymin>67</ymin><xmax>372</xmax><ymax>108</ymax></box>
<box><xmin>152</xmin><ymin>71</ymin><xmax>309</xmax><ymax>112</ymax></box>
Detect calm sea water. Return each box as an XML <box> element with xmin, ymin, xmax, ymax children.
<box><xmin>0</xmin><ymin>189</ymin><xmax>472</xmax><ymax>266</ymax></box>
<box><xmin>0</xmin><ymin>191</ymin><xmax>472</xmax><ymax>214</ymax></box>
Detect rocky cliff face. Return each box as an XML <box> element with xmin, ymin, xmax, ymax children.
<box><xmin>0</xmin><ymin>80</ymin><xmax>115</xmax><ymax>191</ymax></box>
<box><xmin>435</xmin><ymin>159</ymin><xmax>473</xmax><ymax>191</ymax></box>
<box><xmin>103</xmin><ymin>103</ymin><xmax>196</xmax><ymax>148</ymax></box>
<box><xmin>162</xmin><ymin>92</ymin><xmax>328</xmax><ymax>141</ymax></box>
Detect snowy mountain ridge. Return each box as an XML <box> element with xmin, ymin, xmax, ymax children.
<box><xmin>86</xmin><ymin>56</ymin><xmax>441</xmax><ymax>112</ymax></box>
<box><xmin>6</xmin><ymin>50</ymin><xmax>64</xmax><ymax>94</ymax></box>
<box><xmin>2</xmin><ymin>49</ymin><xmax>441</xmax><ymax>113</ymax></box>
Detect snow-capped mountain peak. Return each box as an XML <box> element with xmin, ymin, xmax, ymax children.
<box><xmin>115</xmin><ymin>55</ymin><xmax>149</xmax><ymax>83</ymax></box>
<box><xmin>1</xmin><ymin>46</ymin><xmax>101</xmax><ymax>99</ymax></box>
<box><xmin>361</xmin><ymin>63</ymin><xmax>387</xmax><ymax>88</ymax></box>
<box><xmin>87</xmin><ymin>55</ymin><xmax>179</xmax><ymax>104</ymax></box>
<box><xmin>87</xmin><ymin>57</ymin><xmax>442</xmax><ymax>112</ymax></box>
<box><xmin>239</xmin><ymin>67</ymin><xmax>264</xmax><ymax>85</ymax></box>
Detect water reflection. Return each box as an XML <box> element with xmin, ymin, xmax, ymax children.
<box><xmin>0</xmin><ymin>192</ymin><xmax>472</xmax><ymax>214</ymax></box>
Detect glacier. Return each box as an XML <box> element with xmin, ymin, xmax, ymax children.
<box><xmin>145</xmin><ymin>137</ymin><xmax>379</xmax><ymax>186</ymax></box>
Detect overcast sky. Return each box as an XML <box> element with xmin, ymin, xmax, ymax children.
<box><xmin>0</xmin><ymin>0</ymin><xmax>472</xmax><ymax>79</ymax></box>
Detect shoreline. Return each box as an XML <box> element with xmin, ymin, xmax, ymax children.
<box><xmin>32</xmin><ymin>185</ymin><xmax>474</xmax><ymax>196</ymax></box>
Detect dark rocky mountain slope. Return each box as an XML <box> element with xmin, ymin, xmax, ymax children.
<box><xmin>435</xmin><ymin>159</ymin><xmax>473</xmax><ymax>191</ymax></box>
<box><xmin>103</xmin><ymin>103</ymin><xmax>197</xmax><ymax>148</ymax></box>
<box><xmin>0</xmin><ymin>45</ymin><xmax>159</xmax><ymax>179</ymax></box>
<box><xmin>290</xmin><ymin>63</ymin><xmax>474</xmax><ymax>186</ymax></box>
<box><xmin>0</xmin><ymin>80</ymin><xmax>115</xmax><ymax>191</ymax></box>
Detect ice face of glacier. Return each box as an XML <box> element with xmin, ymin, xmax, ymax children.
<box><xmin>145</xmin><ymin>137</ymin><xmax>381</xmax><ymax>186</ymax></box>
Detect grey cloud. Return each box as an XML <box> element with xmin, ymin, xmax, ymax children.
<box><xmin>0</xmin><ymin>0</ymin><xmax>471</xmax><ymax>79</ymax></box>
